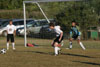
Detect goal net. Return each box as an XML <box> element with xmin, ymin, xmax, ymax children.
<box><xmin>22</xmin><ymin>0</ymin><xmax>96</xmax><ymax>47</ymax></box>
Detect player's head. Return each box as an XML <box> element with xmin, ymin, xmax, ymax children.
<box><xmin>49</xmin><ymin>22</ymin><xmax>55</xmax><ymax>29</ymax></box>
<box><xmin>9</xmin><ymin>20</ymin><xmax>13</xmax><ymax>25</ymax></box>
<box><xmin>72</xmin><ymin>21</ymin><xmax>76</xmax><ymax>26</ymax></box>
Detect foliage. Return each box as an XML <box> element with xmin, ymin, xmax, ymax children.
<box><xmin>0</xmin><ymin>0</ymin><xmax>100</xmax><ymax>39</ymax></box>
<box><xmin>0</xmin><ymin>10</ymin><xmax>29</xmax><ymax>19</ymax></box>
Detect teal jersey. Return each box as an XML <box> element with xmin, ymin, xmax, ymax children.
<box><xmin>70</xmin><ymin>26</ymin><xmax>81</xmax><ymax>37</ymax></box>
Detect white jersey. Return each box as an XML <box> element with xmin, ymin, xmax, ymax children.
<box><xmin>6</xmin><ymin>24</ymin><xmax>16</xmax><ymax>34</ymax></box>
<box><xmin>54</xmin><ymin>26</ymin><xmax>63</xmax><ymax>37</ymax></box>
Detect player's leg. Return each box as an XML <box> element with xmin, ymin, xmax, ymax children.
<box><xmin>51</xmin><ymin>40</ymin><xmax>58</xmax><ymax>56</ymax></box>
<box><xmin>7</xmin><ymin>34</ymin><xmax>10</xmax><ymax>50</ymax></box>
<box><xmin>51</xmin><ymin>41</ymin><xmax>55</xmax><ymax>47</ymax></box>
<box><xmin>69</xmin><ymin>38</ymin><xmax>73</xmax><ymax>49</ymax></box>
<box><xmin>54</xmin><ymin>42</ymin><xmax>61</xmax><ymax>56</ymax></box>
<box><xmin>53</xmin><ymin>35</ymin><xmax>64</xmax><ymax>56</ymax></box>
<box><xmin>77</xmin><ymin>36</ymin><xmax>86</xmax><ymax>50</ymax></box>
<box><xmin>11</xmin><ymin>34</ymin><xmax>15</xmax><ymax>50</ymax></box>
<box><xmin>61</xmin><ymin>41</ymin><xmax>63</xmax><ymax>46</ymax></box>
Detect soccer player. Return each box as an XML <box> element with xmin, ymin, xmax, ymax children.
<box><xmin>6</xmin><ymin>20</ymin><xmax>16</xmax><ymax>50</ymax></box>
<box><xmin>68</xmin><ymin>21</ymin><xmax>86</xmax><ymax>50</ymax></box>
<box><xmin>49</xmin><ymin>22</ymin><xmax>63</xmax><ymax>56</ymax></box>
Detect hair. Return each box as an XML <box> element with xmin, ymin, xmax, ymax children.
<box><xmin>72</xmin><ymin>20</ymin><xmax>77</xmax><ymax>24</ymax></box>
<box><xmin>9</xmin><ymin>20</ymin><xmax>12</xmax><ymax>22</ymax></box>
<box><xmin>72</xmin><ymin>21</ymin><xmax>79</xmax><ymax>26</ymax></box>
<box><xmin>72</xmin><ymin>20</ymin><xmax>76</xmax><ymax>23</ymax></box>
<box><xmin>49</xmin><ymin>22</ymin><xmax>55</xmax><ymax>27</ymax></box>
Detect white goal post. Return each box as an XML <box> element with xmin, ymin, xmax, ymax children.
<box><xmin>23</xmin><ymin>0</ymin><xmax>82</xmax><ymax>47</ymax></box>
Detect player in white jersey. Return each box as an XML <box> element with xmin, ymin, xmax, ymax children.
<box><xmin>6</xmin><ymin>20</ymin><xmax>16</xmax><ymax>50</ymax></box>
<box><xmin>49</xmin><ymin>22</ymin><xmax>63</xmax><ymax>56</ymax></box>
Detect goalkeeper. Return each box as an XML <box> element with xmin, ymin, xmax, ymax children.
<box><xmin>68</xmin><ymin>21</ymin><xmax>86</xmax><ymax>50</ymax></box>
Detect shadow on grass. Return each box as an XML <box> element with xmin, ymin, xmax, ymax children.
<box><xmin>15</xmin><ymin>50</ymin><xmax>95</xmax><ymax>58</ymax></box>
<box><xmin>15</xmin><ymin>50</ymin><xmax>54</xmax><ymax>55</ymax></box>
<box><xmin>61</xmin><ymin>53</ymin><xmax>95</xmax><ymax>58</ymax></box>
<box><xmin>32</xmin><ymin>51</ymin><xmax>54</xmax><ymax>55</ymax></box>
<box><xmin>73</xmin><ymin>61</ymin><xmax>100</xmax><ymax>66</ymax></box>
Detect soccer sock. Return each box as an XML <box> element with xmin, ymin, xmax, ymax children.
<box><xmin>79</xmin><ymin>42</ymin><xmax>86</xmax><ymax>50</ymax></box>
<box><xmin>12</xmin><ymin>43</ymin><xmax>15</xmax><ymax>50</ymax></box>
<box><xmin>7</xmin><ymin>43</ymin><xmax>9</xmax><ymax>50</ymax></box>
<box><xmin>69</xmin><ymin>42</ymin><xmax>72</xmax><ymax>49</ymax></box>
<box><xmin>54</xmin><ymin>47</ymin><xmax>58</xmax><ymax>55</ymax></box>
<box><xmin>57</xmin><ymin>47</ymin><xmax>60</xmax><ymax>51</ymax></box>
<box><xmin>61</xmin><ymin>41</ymin><xmax>64</xmax><ymax>46</ymax></box>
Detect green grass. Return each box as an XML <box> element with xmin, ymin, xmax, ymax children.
<box><xmin>0</xmin><ymin>37</ymin><xmax>100</xmax><ymax>67</ymax></box>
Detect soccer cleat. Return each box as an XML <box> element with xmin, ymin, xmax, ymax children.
<box><xmin>55</xmin><ymin>54</ymin><xmax>58</xmax><ymax>56</ymax></box>
<box><xmin>69</xmin><ymin>47</ymin><xmax>72</xmax><ymax>49</ymax></box>
<box><xmin>7</xmin><ymin>48</ymin><xmax>9</xmax><ymax>50</ymax></box>
<box><xmin>13</xmin><ymin>48</ymin><xmax>16</xmax><ymax>50</ymax></box>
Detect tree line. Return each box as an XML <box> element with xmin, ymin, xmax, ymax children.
<box><xmin>0</xmin><ymin>0</ymin><xmax>100</xmax><ymax>39</ymax></box>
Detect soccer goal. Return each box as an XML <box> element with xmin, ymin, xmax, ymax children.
<box><xmin>23</xmin><ymin>0</ymin><xmax>82</xmax><ymax>47</ymax></box>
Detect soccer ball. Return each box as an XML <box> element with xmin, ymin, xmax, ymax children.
<box><xmin>0</xmin><ymin>48</ymin><xmax>6</xmax><ymax>54</ymax></box>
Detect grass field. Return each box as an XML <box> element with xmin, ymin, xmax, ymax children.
<box><xmin>0</xmin><ymin>37</ymin><xmax>100</xmax><ymax>67</ymax></box>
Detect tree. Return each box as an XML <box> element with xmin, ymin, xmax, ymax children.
<box><xmin>55</xmin><ymin>1</ymin><xmax>98</xmax><ymax>39</ymax></box>
<box><xmin>0</xmin><ymin>0</ymin><xmax>23</xmax><ymax>10</ymax></box>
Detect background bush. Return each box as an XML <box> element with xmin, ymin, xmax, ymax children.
<box><xmin>0</xmin><ymin>10</ymin><xmax>29</xmax><ymax>19</ymax></box>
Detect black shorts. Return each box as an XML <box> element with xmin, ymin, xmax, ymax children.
<box><xmin>7</xmin><ymin>34</ymin><xmax>14</xmax><ymax>42</ymax></box>
<box><xmin>54</xmin><ymin>35</ymin><xmax>64</xmax><ymax>43</ymax></box>
<box><xmin>72</xmin><ymin>35</ymin><xmax>80</xmax><ymax>40</ymax></box>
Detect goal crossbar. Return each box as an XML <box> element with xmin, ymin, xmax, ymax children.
<box><xmin>24</xmin><ymin>0</ymin><xmax>81</xmax><ymax>3</ymax></box>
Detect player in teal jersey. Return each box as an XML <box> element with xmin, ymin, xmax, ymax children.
<box><xmin>68</xmin><ymin>21</ymin><xmax>86</xmax><ymax>50</ymax></box>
